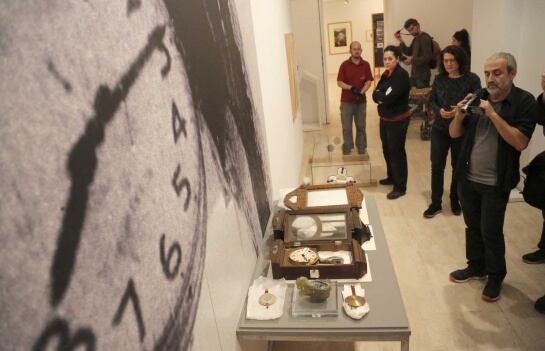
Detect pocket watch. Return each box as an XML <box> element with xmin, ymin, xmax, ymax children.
<box><xmin>289</xmin><ymin>247</ymin><xmax>319</xmax><ymax>265</ymax></box>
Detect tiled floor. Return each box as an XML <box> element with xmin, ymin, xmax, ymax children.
<box><xmin>274</xmin><ymin>75</ymin><xmax>545</xmax><ymax>351</ymax></box>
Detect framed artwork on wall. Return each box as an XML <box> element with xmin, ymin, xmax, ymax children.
<box><xmin>372</xmin><ymin>13</ymin><xmax>384</xmax><ymax>68</ymax></box>
<box><xmin>327</xmin><ymin>21</ymin><xmax>352</xmax><ymax>55</ymax></box>
<box><xmin>284</xmin><ymin>33</ymin><xmax>299</xmax><ymax>121</ymax></box>
<box><xmin>365</xmin><ymin>30</ymin><xmax>373</xmax><ymax>42</ymax></box>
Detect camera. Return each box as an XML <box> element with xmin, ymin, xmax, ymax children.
<box><xmin>461</xmin><ymin>88</ymin><xmax>489</xmax><ymax>114</ymax></box>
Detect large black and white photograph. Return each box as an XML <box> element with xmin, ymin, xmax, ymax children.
<box><xmin>0</xmin><ymin>0</ymin><xmax>270</xmax><ymax>350</ymax></box>
<box><xmin>3</xmin><ymin>0</ymin><xmax>545</xmax><ymax>351</ymax></box>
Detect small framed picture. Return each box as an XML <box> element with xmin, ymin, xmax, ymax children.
<box><xmin>327</xmin><ymin>21</ymin><xmax>352</xmax><ymax>55</ymax></box>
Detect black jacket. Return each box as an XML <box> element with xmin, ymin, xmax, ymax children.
<box><xmin>454</xmin><ymin>85</ymin><xmax>539</xmax><ymax>191</ymax></box>
<box><xmin>372</xmin><ymin>64</ymin><xmax>411</xmax><ymax>119</ymax></box>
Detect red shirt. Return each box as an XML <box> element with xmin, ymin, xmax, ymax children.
<box><xmin>337</xmin><ymin>57</ymin><xmax>373</xmax><ymax>103</ymax></box>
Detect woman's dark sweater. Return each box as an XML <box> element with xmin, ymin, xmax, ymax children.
<box><xmin>372</xmin><ymin>64</ymin><xmax>411</xmax><ymax>119</ymax></box>
<box><xmin>429</xmin><ymin>72</ymin><xmax>481</xmax><ymax>131</ymax></box>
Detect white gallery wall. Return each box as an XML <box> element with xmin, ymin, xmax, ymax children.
<box><xmin>383</xmin><ymin>0</ymin><xmax>473</xmax><ymax>67</ymax></box>
<box><xmin>322</xmin><ymin>0</ymin><xmax>384</xmax><ymax>75</ymax></box>
<box><xmin>192</xmin><ymin>1</ymin><xmax>301</xmax><ymax>351</ymax></box>
<box><xmin>252</xmin><ymin>0</ymin><xmax>305</xmax><ymax>198</ymax></box>
<box><xmin>291</xmin><ymin>0</ymin><xmax>329</xmax><ymax>128</ymax></box>
<box><xmin>472</xmin><ymin>0</ymin><xmax>545</xmax><ymax>167</ymax></box>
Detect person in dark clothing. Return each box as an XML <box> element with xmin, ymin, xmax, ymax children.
<box><xmin>394</xmin><ymin>18</ymin><xmax>433</xmax><ymax>88</ymax></box>
<box><xmin>522</xmin><ymin>72</ymin><xmax>545</xmax><ymax>314</ymax></box>
<box><xmin>372</xmin><ymin>45</ymin><xmax>411</xmax><ymax>200</ymax></box>
<box><xmin>448</xmin><ymin>52</ymin><xmax>539</xmax><ymax>303</ymax></box>
<box><xmin>423</xmin><ymin>46</ymin><xmax>481</xmax><ymax>218</ymax></box>
<box><xmin>452</xmin><ymin>29</ymin><xmax>471</xmax><ymax>69</ymax></box>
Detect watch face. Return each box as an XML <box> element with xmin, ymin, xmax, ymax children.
<box><xmin>0</xmin><ymin>11</ymin><xmax>206</xmax><ymax>350</ymax></box>
<box><xmin>1</xmin><ymin>1</ymin><xmax>272</xmax><ymax>350</ymax></box>
<box><xmin>289</xmin><ymin>247</ymin><xmax>319</xmax><ymax>265</ymax></box>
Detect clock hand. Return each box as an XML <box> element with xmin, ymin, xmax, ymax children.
<box><xmin>50</xmin><ymin>25</ymin><xmax>168</xmax><ymax>307</ymax></box>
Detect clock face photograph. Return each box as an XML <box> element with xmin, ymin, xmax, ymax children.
<box><xmin>0</xmin><ymin>0</ymin><xmax>270</xmax><ymax>350</ymax></box>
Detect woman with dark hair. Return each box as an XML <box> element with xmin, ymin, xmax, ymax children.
<box><xmin>452</xmin><ymin>29</ymin><xmax>471</xmax><ymax>67</ymax></box>
<box><xmin>372</xmin><ymin>45</ymin><xmax>412</xmax><ymax>200</ymax></box>
<box><xmin>423</xmin><ymin>45</ymin><xmax>481</xmax><ymax>218</ymax></box>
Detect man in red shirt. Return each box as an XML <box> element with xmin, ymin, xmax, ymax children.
<box><xmin>337</xmin><ymin>41</ymin><xmax>374</xmax><ymax>155</ymax></box>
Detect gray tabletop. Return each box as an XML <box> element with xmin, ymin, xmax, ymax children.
<box><xmin>236</xmin><ymin>196</ymin><xmax>410</xmax><ymax>340</ymax></box>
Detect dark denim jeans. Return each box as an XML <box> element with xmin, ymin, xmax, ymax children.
<box><xmin>430</xmin><ymin>126</ymin><xmax>460</xmax><ymax>206</ymax></box>
<box><xmin>380</xmin><ymin>118</ymin><xmax>409</xmax><ymax>192</ymax></box>
<box><xmin>458</xmin><ymin>178</ymin><xmax>510</xmax><ymax>282</ymax></box>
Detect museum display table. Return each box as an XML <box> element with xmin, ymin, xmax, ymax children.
<box><xmin>236</xmin><ymin>196</ymin><xmax>410</xmax><ymax>350</ymax></box>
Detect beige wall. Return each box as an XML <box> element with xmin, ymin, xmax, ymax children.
<box><xmin>291</xmin><ymin>0</ymin><xmax>329</xmax><ymax>128</ymax></box>
<box><xmin>322</xmin><ymin>0</ymin><xmax>384</xmax><ymax>75</ymax></box>
<box><xmin>472</xmin><ymin>0</ymin><xmax>545</xmax><ymax>168</ymax></box>
<box><xmin>383</xmin><ymin>0</ymin><xmax>473</xmax><ymax>71</ymax></box>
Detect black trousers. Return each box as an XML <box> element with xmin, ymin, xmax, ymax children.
<box><xmin>380</xmin><ymin>118</ymin><xmax>409</xmax><ymax>192</ymax></box>
<box><xmin>538</xmin><ymin>209</ymin><xmax>545</xmax><ymax>250</ymax></box>
<box><xmin>430</xmin><ymin>126</ymin><xmax>460</xmax><ymax>206</ymax></box>
<box><xmin>458</xmin><ymin>178</ymin><xmax>510</xmax><ymax>282</ymax></box>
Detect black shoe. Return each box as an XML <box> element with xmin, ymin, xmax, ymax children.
<box><xmin>535</xmin><ymin>295</ymin><xmax>545</xmax><ymax>314</ymax></box>
<box><xmin>387</xmin><ymin>190</ymin><xmax>406</xmax><ymax>200</ymax></box>
<box><xmin>449</xmin><ymin>267</ymin><xmax>486</xmax><ymax>283</ymax></box>
<box><xmin>379</xmin><ymin>178</ymin><xmax>394</xmax><ymax>185</ymax></box>
<box><xmin>423</xmin><ymin>204</ymin><xmax>442</xmax><ymax>218</ymax></box>
<box><xmin>451</xmin><ymin>201</ymin><xmax>462</xmax><ymax>216</ymax></box>
<box><xmin>482</xmin><ymin>279</ymin><xmax>502</xmax><ymax>302</ymax></box>
<box><xmin>522</xmin><ymin>249</ymin><xmax>545</xmax><ymax>264</ymax></box>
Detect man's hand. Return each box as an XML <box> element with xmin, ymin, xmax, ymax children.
<box><xmin>479</xmin><ymin>96</ymin><xmax>530</xmax><ymax>151</ymax></box>
<box><xmin>453</xmin><ymin>94</ymin><xmax>472</xmax><ymax>121</ymax></box>
<box><xmin>480</xmin><ymin>99</ymin><xmax>495</xmax><ymax>118</ymax></box>
<box><xmin>439</xmin><ymin>108</ymin><xmax>455</xmax><ymax>119</ymax></box>
<box><xmin>350</xmin><ymin>86</ymin><xmax>362</xmax><ymax>96</ymax></box>
<box><xmin>449</xmin><ymin>94</ymin><xmax>472</xmax><ymax>138</ymax></box>
<box><xmin>403</xmin><ymin>56</ymin><xmax>412</xmax><ymax>65</ymax></box>
<box><xmin>350</xmin><ymin>86</ymin><xmax>363</xmax><ymax>103</ymax></box>
<box><xmin>541</xmin><ymin>72</ymin><xmax>545</xmax><ymax>93</ymax></box>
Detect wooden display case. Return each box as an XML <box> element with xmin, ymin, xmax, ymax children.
<box><xmin>270</xmin><ymin>208</ymin><xmax>370</xmax><ymax>280</ymax></box>
<box><xmin>283</xmin><ymin>183</ymin><xmax>364</xmax><ymax>211</ymax></box>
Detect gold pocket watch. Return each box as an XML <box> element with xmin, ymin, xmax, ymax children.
<box><xmin>288</xmin><ymin>247</ymin><xmax>318</xmax><ymax>265</ymax></box>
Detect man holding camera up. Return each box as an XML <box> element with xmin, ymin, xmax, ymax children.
<box><xmin>394</xmin><ymin>18</ymin><xmax>433</xmax><ymax>88</ymax></box>
<box><xmin>337</xmin><ymin>41</ymin><xmax>373</xmax><ymax>155</ymax></box>
<box><xmin>448</xmin><ymin>52</ymin><xmax>539</xmax><ymax>302</ymax></box>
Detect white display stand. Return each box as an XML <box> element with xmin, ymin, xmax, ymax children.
<box><xmin>311</xmin><ymin>136</ymin><xmax>376</xmax><ymax>186</ymax></box>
